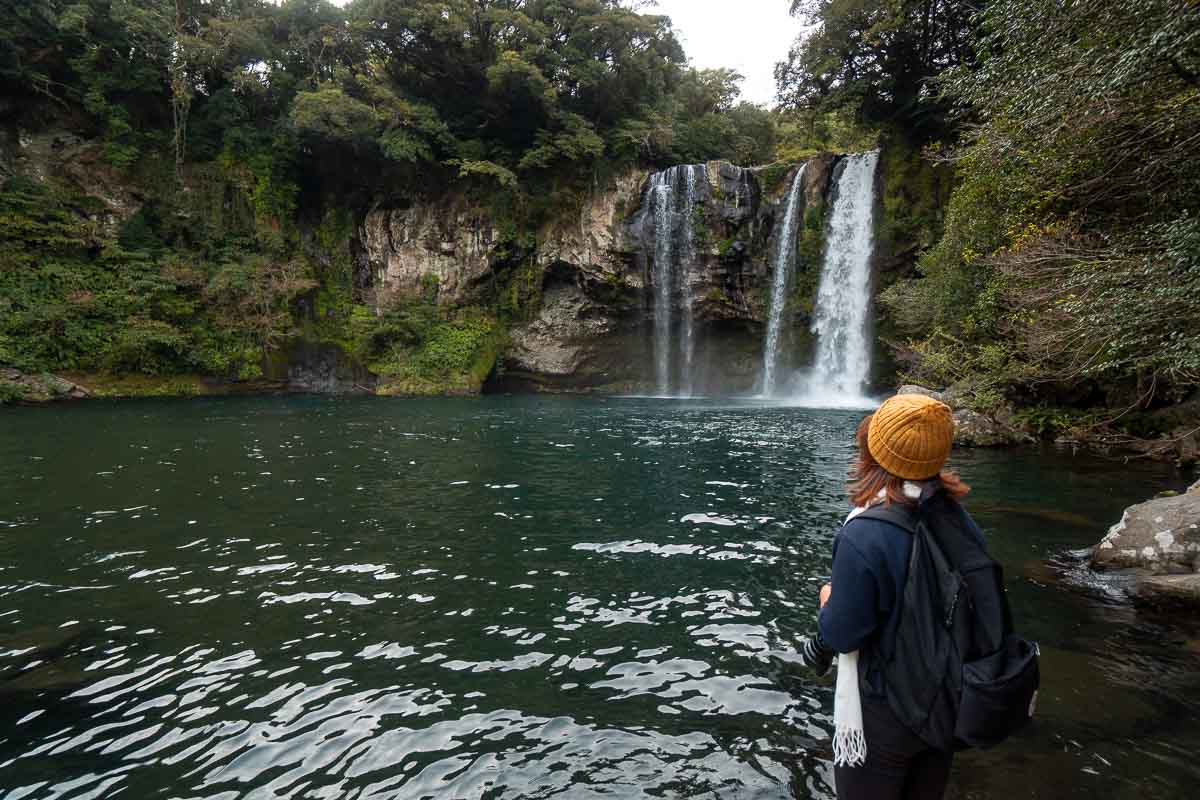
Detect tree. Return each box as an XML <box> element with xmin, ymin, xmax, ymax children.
<box><xmin>905</xmin><ymin>0</ymin><xmax>1200</xmax><ymax>402</ymax></box>
<box><xmin>775</xmin><ymin>0</ymin><xmax>978</xmax><ymax>139</ymax></box>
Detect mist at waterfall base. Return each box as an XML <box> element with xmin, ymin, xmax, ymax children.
<box><xmin>627</xmin><ymin>154</ymin><xmax>882</xmax><ymax>408</ymax></box>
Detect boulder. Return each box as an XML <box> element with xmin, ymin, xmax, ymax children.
<box><xmin>1090</xmin><ymin>483</ymin><xmax>1200</xmax><ymax>572</ymax></box>
<box><xmin>896</xmin><ymin>384</ymin><xmax>945</xmax><ymax>402</ymax></box>
<box><xmin>893</xmin><ymin>384</ymin><xmax>1029</xmax><ymax>447</ymax></box>
<box><xmin>953</xmin><ymin>408</ymin><xmax>1025</xmax><ymax>447</ymax></box>
<box><xmin>0</xmin><ymin>369</ymin><xmax>90</xmax><ymax>402</ymax></box>
<box><xmin>1137</xmin><ymin>574</ymin><xmax>1200</xmax><ymax>608</ymax></box>
<box><xmin>505</xmin><ymin>282</ymin><xmax>615</xmax><ymax>379</ymax></box>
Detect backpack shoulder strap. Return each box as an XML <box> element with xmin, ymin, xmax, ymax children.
<box><xmin>854</xmin><ymin>503</ymin><xmax>919</xmax><ymax>534</ymax></box>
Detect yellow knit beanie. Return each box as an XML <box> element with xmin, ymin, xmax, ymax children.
<box><xmin>867</xmin><ymin>394</ymin><xmax>955</xmax><ymax>480</ymax></box>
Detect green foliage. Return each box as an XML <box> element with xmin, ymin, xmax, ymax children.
<box><xmin>104</xmin><ymin>319</ymin><xmax>189</xmax><ymax>375</ymax></box>
<box><xmin>777</xmin><ymin>0</ymin><xmax>978</xmax><ymax>140</ymax></box>
<box><xmin>659</xmin><ymin>69</ymin><xmax>778</xmax><ymax>165</ymax></box>
<box><xmin>877</xmin><ymin>138</ymin><xmax>953</xmax><ymax>266</ymax></box>
<box><xmin>0</xmin><ymin>172</ymin><xmax>315</xmax><ymax>382</ymax></box>
<box><xmin>408</xmin><ymin>316</ymin><xmax>497</xmax><ymax>377</ymax></box>
<box><xmin>775</xmin><ymin>108</ymin><xmax>878</xmax><ymax>161</ymax></box>
<box><xmin>1012</xmin><ymin>405</ymin><xmax>1096</xmax><ymax>440</ymax></box>
<box><xmin>890</xmin><ymin>0</ymin><xmax>1200</xmax><ymax>412</ymax></box>
<box><xmin>0</xmin><ymin>381</ymin><xmax>23</xmax><ymax>405</ymax></box>
<box><xmin>449</xmin><ymin>160</ymin><xmax>519</xmax><ymax>188</ymax></box>
<box><xmin>368</xmin><ymin>306</ymin><xmax>501</xmax><ymax>395</ymax></box>
<box><xmin>290</xmin><ymin>86</ymin><xmax>381</xmax><ymax>145</ymax></box>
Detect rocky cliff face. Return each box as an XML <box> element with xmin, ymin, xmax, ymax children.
<box><xmin>356</xmin><ymin>156</ymin><xmax>840</xmax><ymax>394</ymax></box>
<box><xmin>2</xmin><ymin>128</ymin><xmax>142</xmax><ymax>237</ymax></box>
<box><xmin>2</xmin><ymin>120</ymin><xmax>853</xmax><ymax>399</ymax></box>
<box><xmin>361</xmin><ymin>200</ymin><xmax>501</xmax><ymax>306</ymax></box>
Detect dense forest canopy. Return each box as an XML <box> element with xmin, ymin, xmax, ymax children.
<box><xmin>1</xmin><ymin>0</ymin><xmax>777</xmax><ymax>192</ymax></box>
<box><xmin>0</xmin><ymin>0</ymin><xmax>778</xmax><ymax>392</ymax></box>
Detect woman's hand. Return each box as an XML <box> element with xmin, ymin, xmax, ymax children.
<box><xmin>819</xmin><ymin>583</ymin><xmax>832</xmax><ymax>609</ymax></box>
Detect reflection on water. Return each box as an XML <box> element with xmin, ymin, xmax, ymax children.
<box><xmin>0</xmin><ymin>395</ymin><xmax>1196</xmax><ymax>799</ymax></box>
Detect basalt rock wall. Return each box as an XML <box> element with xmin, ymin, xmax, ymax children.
<box><xmin>356</xmin><ymin>156</ymin><xmax>840</xmax><ymax>394</ymax></box>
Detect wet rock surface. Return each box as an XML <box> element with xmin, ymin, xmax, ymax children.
<box><xmin>1137</xmin><ymin>574</ymin><xmax>1200</xmax><ymax>607</ymax></box>
<box><xmin>275</xmin><ymin>341</ymin><xmax>376</xmax><ymax>394</ymax></box>
<box><xmin>504</xmin><ymin>282</ymin><xmax>617</xmax><ymax>381</ymax></box>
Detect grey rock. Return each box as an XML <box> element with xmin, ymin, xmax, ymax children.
<box><xmin>536</xmin><ymin>168</ymin><xmax>648</xmax><ymax>284</ymax></box>
<box><xmin>506</xmin><ymin>282</ymin><xmax>614</xmax><ymax>378</ymax></box>
<box><xmin>1091</xmin><ymin>490</ymin><xmax>1200</xmax><ymax>572</ymax></box>
<box><xmin>953</xmin><ymin>408</ymin><xmax>1024</xmax><ymax>447</ymax></box>
<box><xmin>896</xmin><ymin>384</ymin><xmax>946</xmax><ymax>402</ymax></box>
<box><xmin>1136</xmin><ymin>574</ymin><xmax>1200</xmax><ymax>608</ymax></box>
<box><xmin>13</xmin><ymin>129</ymin><xmax>141</xmax><ymax>235</ymax></box>
<box><xmin>360</xmin><ymin>201</ymin><xmax>499</xmax><ymax>305</ymax></box>
<box><xmin>278</xmin><ymin>342</ymin><xmax>375</xmax><ymax>394</ymax></box>
<box><xmin>893</xmin><ymin>384</ymin><xmax>1028</xmax><ymax>447</ymax></box>
<box><xmin>0</xmin><ymin>369</ymin><xmax>90</xmax><ymax>402</ymax></box>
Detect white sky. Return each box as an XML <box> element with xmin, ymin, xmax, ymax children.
<box><xmin>647</xmin><ymin>0</ymin><xmax>804</xmax><ymax>106</ymax></box>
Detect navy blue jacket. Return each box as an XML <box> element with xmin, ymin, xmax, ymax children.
<box><xmin>817</xmin><ymin>502</ymin><xmax>986</xmax><ymax>698</ymax></box>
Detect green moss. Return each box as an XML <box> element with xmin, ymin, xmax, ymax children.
<box><xmin>755</xmin><ymin>162</ymin><xmax>799</xmax><ymax>197</ymax></box>
<box><xmin>877</xmin><ymin>136</ymin><xmax>954</xmax><ymax>274</ymax></box>
<box><xmin>704</xmin><ymin>287</ymin><xmax>733</xmax><ymax>306</ymax></box>
<box><xmin>787</xmin><ymin>198</ymin><xmax>826</xmax><ymax>314</ymax></box>
<box><xmin>366</xmin><ymin>308</ymin><xmax>502</xmax><ymax>395</ymax></box>
<box><xmin>0</xmin><ymin>381</ymin><xmax>24</xmax><ymax>405</ymax></box>
<box><xmin>64</xmin><ymin>373</ymin><xmax>208</xmax><ymax>398</ymax></box>
<box><xmin>691</xmin><ymin>204</ymin><xmax>711</xmax><ymax>250</ymax></box>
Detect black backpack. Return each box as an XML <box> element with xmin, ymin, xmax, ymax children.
<box><xmin>855</xmin><ymin>487</ymin><xmax>1040</xmax><ymax>751</ymax></box>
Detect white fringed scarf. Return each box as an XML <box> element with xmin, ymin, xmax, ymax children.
<box><xmin>831</xmin><ymin>480</ymin><xmax>925</xmax><ymax>768</ymax></box>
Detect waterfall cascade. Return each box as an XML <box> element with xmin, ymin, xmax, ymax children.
<box><xmin>642</xmin><ymin>164</ymin><xmax>708</xmax><ymax>396</ymax></box>
<box><xmin>759</xmin><ymin>165</ymin><xmax>807</xmax><ymax>396</ymax></box>
<box><xmin>800</xmin><ymin>151</ymin><xmax>879</xmax><ymax>406</ymax></box>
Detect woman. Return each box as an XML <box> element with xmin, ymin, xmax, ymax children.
<box><xmin>799</xmin><ymin>393</ymin><xmax>984</xmax><ymax>800</ymax></box>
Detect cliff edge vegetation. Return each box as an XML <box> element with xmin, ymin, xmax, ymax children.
<box><xmin>0</xmin><ymin>0</ymin><xmax>778</xmax><ymax>398</ymax></box>
<box><xmin>778</xmin><ymin>0</ymin><xmax>1200</xmax><ymax>461</ymax></box>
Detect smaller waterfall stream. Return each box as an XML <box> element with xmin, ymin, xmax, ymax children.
<box><xmin>801</xmin><ymin>151</ymin><xmax>879</xmax><ymax>406</ymax></box>
<box><xmin>678</xmin><ymin>167</ymin><xmax>700</xmax><ymax>397</ymax></box>
<box><xmin>760</xmin><ymin>165</ymin><xmax>807</xmax><ymax>396</ymax></box>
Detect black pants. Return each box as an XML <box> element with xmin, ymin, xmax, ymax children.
<box><xmin>834</xmin><ymin>696</ymin><xmax>953</xmax><ymax>800</ymax></box>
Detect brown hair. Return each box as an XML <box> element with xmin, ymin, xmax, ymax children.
<box><xmin>848</xmin><ymin>414</ymin><xmax>970</xmax><ymax>507</ymax></box>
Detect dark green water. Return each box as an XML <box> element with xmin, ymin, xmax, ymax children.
<box><xmin>1</xmin><ymin>396</ymin><xmax>1197</xmax><ymax>799</ymax></box>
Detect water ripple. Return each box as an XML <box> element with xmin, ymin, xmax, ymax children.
<box><xmin>0</xmin><ymin>396</ymin><xmax>1197</xmax><ymax>799</ymax></box>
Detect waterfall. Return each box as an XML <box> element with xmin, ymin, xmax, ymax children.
<box><xmin>648</xmin><ymin>172</ymin><xmax>674</xmax><ymax>395</ymax></box>
<box><xmin>760</xmin><ymin>164</ymin><xmax>807</xmax><ymax>396</ymax></box>
<box><xmin>642</xmin><ymin>164</ymin><xmax>707</xmax><ymax>396</ymax></box>
<box><xmin>803</xmin><ymin>151</ymin><xmax>879</xmax><ymax>405</ymax></box>
<box><xmin>678</xmin><ymin>166</ymin><xmax>700</xmax><ymax>397</ymax></box>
